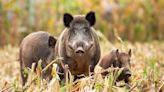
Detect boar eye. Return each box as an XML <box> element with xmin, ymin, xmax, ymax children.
<box><xmin>84</xmin><ymin>27</ymin><xmax>89</xmax><ymax>32</ymax></box>
<box><xmin>73</xmin><ymin>30</ymin><xmax>76</xmax><ymax>34</ymax></box>
<box><xmin>84</xmin><ymin>29</ymin><xmax>88</xmax><ymax>32</ymax></box>
<box><xmin>71</xmin><ymin>28</ymin><xmax>76</xmax><ymax>34</ymax></box>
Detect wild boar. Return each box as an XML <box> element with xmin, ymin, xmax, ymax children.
<box><xmin>99</xmin><ymin>49</ymin><xmax>132</xmax><ymax>84</ymax></box>
<box><xmin>55</xmin><ymin>11</ymin><xmax>101</xmax><ymax>80</ymax></box>
<box><xmin>20</xmin><ymin>31</ymin><xmax>57</xmax><ymax>86</ymax></box>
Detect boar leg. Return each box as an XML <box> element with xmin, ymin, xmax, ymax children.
<box><xmin>42</xmin><ymin>67</ymin><xmax>52</xmax><ymax>82</ymax></box>
<box><xmin>57</xmin><ymin>65</ymin><xmax>65</xmax><ymax>83</ymax></box>
<box><xmin>89</xmin><ymin>60</ymin><xmax>97</xmax><ymax>76</ymax></box>
<box><xmin>20</xmin><ymin>67</ymin><xmax>28</xmax><ymax>86</ymax></box>
<box><xmin>41</xmin><ymin>61</ymin><xmax>52</xmax><ymax>82</ymax></box>
<box><xmin>20</xmin><ymin>59</ymin><xmax>37</xmax><ymax>86</ymax></box>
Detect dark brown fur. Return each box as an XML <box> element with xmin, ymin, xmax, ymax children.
<box><xmin>99</xmin><ymin>49</ymin><xmax>132</xmax><ymax>84</ymax></box>
<box><xmin>55</xmin><ymin>11</ymin><xmax>101</xmax><ymax>80</ymax></box>
<box><xmin>20</xmin><ymin>31</ymin><xmax>57</xmax><ymax>86</ymax></box>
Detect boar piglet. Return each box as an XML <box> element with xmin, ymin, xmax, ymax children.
<box><xmin>20</xmin><ymin>31</ymin><xmax>57</xmax><ymax>86</ymax></box>
<box><xmin>55</xmin><ymin>11</ymin><xmax>101</xmax><ymax>81</ymax></box>
<box><xmin>99</xmin><ymin>49</ymin><xmax>132</xmax><ymax>84</ymax></box>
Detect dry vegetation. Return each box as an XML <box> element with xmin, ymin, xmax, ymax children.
<box><xmin>0</xmin><ymin>33</ymin><xmax>164</xmax><ymax>92</ymax></box>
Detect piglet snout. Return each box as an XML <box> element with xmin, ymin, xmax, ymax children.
<box><xmin>124</xmin><ymin>68</ymin><xmax>131</xmax><ymax>77</ymax></box>
<box><xmin>125</xmin><ymin>71</ymin><xmax>131</xmax><ymax>77</ymax></box>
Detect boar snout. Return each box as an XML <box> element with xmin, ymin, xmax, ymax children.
<box><xmin>68</xmin><ymin>41</ymin><xmax>93</xmax><ymax>54</ymax></box>
<box><xmin>68</xmin><ymin>41</ymin><xmax>85</xmax><ymax>55</ymax></box>
<box><xmin>75</xmin><ymin>47</ymin><xmax>85</xmax><ymax>54</ymax></box>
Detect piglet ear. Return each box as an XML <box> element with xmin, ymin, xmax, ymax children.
<box><xmin>85</xmin><ymin>11</ymin><xmax>96</xmax><ymax>26</ymax></box>
<box><xmin>128</xmin><ymin>49</ymin><xmax>132</xmax><ymax>57</ymax></box>
<box><xmin>113</xmin><ymin>49</ymin><xmax>119</xmax><ymax>67</ymax></box>
<box><xmin>115</xmin><ymin>49</ymin><xmax>119</xmax><ymax>57</ymax></box>
<box><xmin>113</xmin><ymin>49</ymin><xmax>119</xmax><ymax>60</ymax></box>
<box><xmin>48</xmin><ymin>36</ymin><xmax>57</xmax><ymax>48</ymax></box>
<box><xmin>63</xmin><ymin>13</ymin><xmax>73</xmax><ymax>27</ymax></box>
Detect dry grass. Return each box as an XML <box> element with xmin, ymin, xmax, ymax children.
<box><xmin>0</xmin><ymin>34</ymin><xmax>164</xmax><ymax>92</ymax></box>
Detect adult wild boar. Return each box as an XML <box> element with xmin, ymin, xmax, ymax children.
<box><xmin>55</xmin><ymin>11</ymin><xmax>101</xmax><ymax>80</ymax></box>
<box><xmin>20</xmin><ymin>31</ymin><xmax>57</xmax><ymax>86</ymax></box>
<box><xmin>99</xmin><ymin>49</ymin><xmax>132</xmax><ymax>84</ymax></box>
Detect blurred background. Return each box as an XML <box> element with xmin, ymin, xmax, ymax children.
<box><xmin>0</xmin><ymin>1</ymin><xmax>164</xmax><ymax>91</ymax></box>
<box><xmin>0</xmin><ymin>0</ymin><xmax>164</xmax><ymax>47</ymax></box>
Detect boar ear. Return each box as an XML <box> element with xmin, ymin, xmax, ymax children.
<box><xmin>128</xmin><ymin>49</ymin><xmax>132</xmax><ymax>57</ymax></box>
<box><xmin>85</xmin><ymin>11</ymin><xmax>96</xmax><ymax>26</ymax></box>
<box><xmin>48</xmin><ymin>36</ymin><xmax>57</xmax><ymax>48</ymax></box>
<box><xmin>63</xmin><ymin>13</ymin><xmax>73</xmax><ymax>27</ymax></box>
